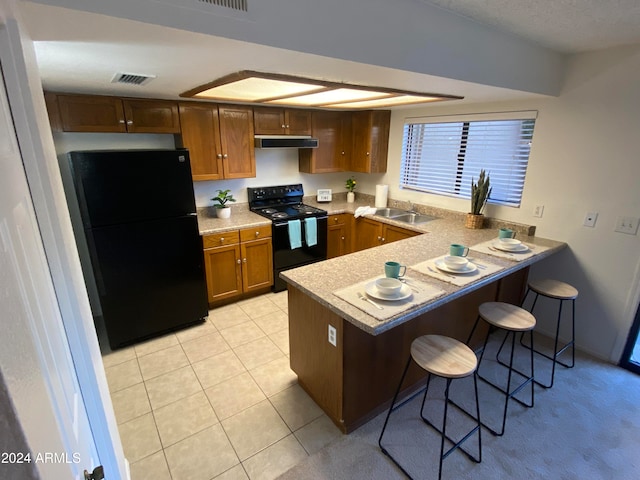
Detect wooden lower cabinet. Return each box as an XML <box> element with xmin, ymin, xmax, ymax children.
<box><xmin>203</xmin><ymin>226</ymin><xmax>272</xmax><ymax>304</ymax></box>
<box><xmin>327</xmin><ymin>214</ymin><xmax>351</xmax><ymax>259</ymax></box>
<box><xmin>288</xmin><ymin>267</ymin><xmax>529</xmax><ymax>433</ymax></box>
<box><xmin>352</xmin><ymin>217</ymin><xmax>420</xmax><ymax>252</ymax></box>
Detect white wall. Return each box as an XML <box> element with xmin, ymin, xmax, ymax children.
<box><xmin>365</xmin><ymin>44</ymin><xmax>640</xmax><ymax>362</ymax></box>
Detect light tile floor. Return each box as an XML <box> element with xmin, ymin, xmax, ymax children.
<box><xmin>101</xmin><ymin>291</ymin><xmax>342</xmax><ymax>480</ymax></box>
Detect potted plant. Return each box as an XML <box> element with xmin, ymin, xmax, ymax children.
<box><xmin>212</xmin><ymin>189</ymin><xmax>236</xmax><ymax>219</ymax></box>
<box><xmin>465</xmin><ymin>169</ymin><xmax>491</xmax><ymax>229</ymax></box>
<box><xmin>346</xmin><ymin>176</ymin><xmax>357</xmax><ymax>203</ymax></box>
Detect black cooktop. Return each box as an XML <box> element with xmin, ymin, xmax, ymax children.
<box><xmin>248</xmin><ymin>184</ymin><xmax>327</xmax><ymax>221</ymax></box>
<box><xmin>253</xmin><ymin>204</ymin><xmax>326</xmax><ymax>221</ymax></box>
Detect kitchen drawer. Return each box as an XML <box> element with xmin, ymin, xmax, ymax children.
<box><xmin>240</xmin><ymin>225</ymin><xmax>272</xmax><ymax>242</ymax></box>
<box><xmin>203</xmin><ymin>231</ymin><xmax>240</xmax><ymax>248</ymax></box>
<box><xmin>329</xmin><ymin>214</ymin><xmax>348</xmax><ymax>225</ymax></box>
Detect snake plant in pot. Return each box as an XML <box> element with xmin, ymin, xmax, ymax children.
<box><xmin>466</xmin><ymin>169</ymin><xmax>491</xmax><ymax>229</ymax></box>
<box><xmin>212</xmin><ymin>189</ymin><xmax>235</xmax><ymax>219</ymax></box>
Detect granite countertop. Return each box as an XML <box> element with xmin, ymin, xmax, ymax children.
<box><xmin>197</xmin><ymin>197</ymin><xmax>566</xmax><ymax>337</ymax></box>
<box><xmin>197</xmin><ymin>205</ymin><xmax>271</xmax><ymax>235</ymax></box>
<box><xmin>279</xmin><ymin>225</ymin><xmax>566</xmax><ymax>336</ymax></box>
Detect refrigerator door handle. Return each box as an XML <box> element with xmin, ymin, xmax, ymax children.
<box><xmin>85</xmin><ymin>230</ymin><xmax>106</xmax><ymax>296</ymax></box>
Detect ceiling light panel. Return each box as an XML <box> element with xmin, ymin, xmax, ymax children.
<box><xmin>266</xmin><ymin>88</ymin><xmax>392</xmax><ymax>106</ymax></box>
<box><xmin>194</xmin><ymin>77</ymin><xmax>322</xmax><ymax>101</ymax></box>
<box><xmin>325</xmin><ymin>95</ymin><xmax>445</xmax><ymax>109</ymax></box>
<box><xmin>182</xmin><ymin>71</ymin><xmax>463</xmax><ymax>108</ymax></box>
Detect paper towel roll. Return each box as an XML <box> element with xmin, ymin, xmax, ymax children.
<box><xmin>375</xmin><ymin>184</ymin><xmax>389</xmax><ymax>208</ymax></box>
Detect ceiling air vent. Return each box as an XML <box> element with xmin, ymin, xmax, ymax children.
<box><xmin>198</xmin><ymin>0</ymin><xmax>248</xmax><ymax>12</ymax></box>
<box><xmin>111</xmin><ymin>73</ymin><xmax>156</xmax><ymax>86</ymax></box>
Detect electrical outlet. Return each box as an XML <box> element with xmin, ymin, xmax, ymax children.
<box><xmin>328</xmin><ymin>325</ymin><xmax>337</xmax><ymax>346</ymax></box>
<box><xmin>615</xmin><ymin>216</ymin><xmax>639</xmax><ymax>235</ymax></box>
<box><xmin>583</xmin><ymin>212</ymin><xmax>598</xmax><ymax>228</ymax></box>
<box><xmin>533</xmin><ymin>205</ymin><xmax>544</xmax><ymax>218</ymax></box>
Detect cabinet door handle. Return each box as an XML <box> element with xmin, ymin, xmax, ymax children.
<box><xmin>223</xmin><ymin>154</ymin><xmax>228</xmax><ymax>159</ymax></box>
<box><xmin>381</xmin><ymin>237</ymin><xmax>385</xmax><ymax>242</ymax></box>
<box><xmin>237</xmin><ymin>259</ymin><xmax>241</xmax><ymax>264</ymax></box>
<box><xmin>220</xmin><ymin>237</ymin><xmax>224</xmax><ymax>243</ymax></box>
<box><xmin>281</xmin><ymin>124</ymin><xmax>286</xmax><ymax>128</ymax></box>
<box><xmin>377</xmin><ymin>236</ymin><xmax>381</xmax><ymax>241</ymax></box>
<box><xmin>243</xmin><ymin>258</ymin><xmax>247</xmax><ymax>263</ymax></box>
<box><xmin>366</xmin><ymin>152</ymin><xmax>370</xmax><ymax>156</ymax></box>
<box><xmin>118</xmin><ymin>119</ymin><xmax>125</xmax><ymax>124</ymax></box>
<box><xmin>216</xmin><ymin>154</ymin><xmax>223</xmax><ymax>159</ymax></box>
<box><xmin>255</xmin><ymin>231</ymin><xmax>260</xmax><ymax>237</ymax></box>
<box><xmin>341</xmin><ymin>151</ymin><xmax>345</xmax><ymax>155</ymax></box>
<box><xmin>127</xmin><ymin>120</ymin><xmax>133</xmax><ymax>125</ymax></box>
<box><xmin>285</xmin><ymin>124</ymin><xmax>290</xmax><ymax>128</ymax></box>
<box><xmin>341</xmin><ymin>236</ymin><xmax>345</xmax><ymax>240</ymax></box>
<box><xmin>334</xmin><ymin>217</ymin><xmax>338</xmax><ymax>222</ymax></box>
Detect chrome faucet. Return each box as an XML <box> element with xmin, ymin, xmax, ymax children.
<box><xmin>408</xmin><ymin>201</ymin><xmax>416</xmax><ymax>213</ymax></box>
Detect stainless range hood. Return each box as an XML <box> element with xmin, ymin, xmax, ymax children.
<box><xmin>254</xmin><ymin>135</ymin><xmax>319</xmax><ymax>149</ymax></box>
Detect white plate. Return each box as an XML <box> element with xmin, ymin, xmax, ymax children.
<box><xmin>434</xmin><ymin>258</ymin><xmax>478</xmax><ymax>274</ymax></box>
<box><xmin>365</xmin><ymin>281</ymin><xmax>412</xmax><ymax>301</ymax></box>
<box><xmin>492</xmin><ymin>242</ymin><xmax>529</xmax><ymax>252</ymax></box>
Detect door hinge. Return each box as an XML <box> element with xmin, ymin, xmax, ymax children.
<box><xmin>84</xmin><ymin>465</ymin><xmax>105</xmax><ymax>480</ymax></box>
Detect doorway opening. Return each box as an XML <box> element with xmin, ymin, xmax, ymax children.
<box><xmin>620</xmin><ymin>302</ymin><xmax>640</xmax><ymax>374</ymax></box>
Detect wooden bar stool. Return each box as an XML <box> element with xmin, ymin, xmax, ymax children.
<box><xmin>378</xmin><ymin>335</ymin><xmax>482</xmax><ymax>480</ymax></box>
<box><xmin>467</xmin><ymin>302</ymin><xmax>536</xmax><ymax>437</ymax></box>
<box><xmin>520</xmin><ymin>278</ymin><xmax>578</xmax><ymax>388</ymax></box>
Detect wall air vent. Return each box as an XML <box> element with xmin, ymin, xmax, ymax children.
<box><xmin>111</xmin><ymin>73</ymin><xmax>156</xmax><ymax>86</ymax></box>
<box><xmin>198</xmin><ymin>0</ymin><xmax>248</xmax><ymax>11</ymax></box>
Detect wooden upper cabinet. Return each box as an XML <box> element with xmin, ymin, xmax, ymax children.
<box><xmin>350</xmin><ymin>110</ymin><xmax>391</xmax><ymax>173</ymax></box>
<box><xmin>218</xmin><ymin>105</ymin><xmax>256</xmax><ymax>179</ymax></box>
<box><xmin>178</xmin><ymin>103</ymin><xmax>255</xmax><ymax>181</ymax></box>
<box><xmin>254</xmin><ymin>107</ymin><xmax>312</xmax><ymax>135</ymax></box>
<box><xmin>178</xmin><ymin>102</ymin><xmax>224</xmax><ymax>181</ymax></box>
<box><xmin>56</xmin><ymin>94</ymin><xmax>127</xmax><ymax>133</ymax></box>
<box><xmin>299</xmin><ymin>110</ymin><xmax>351</xmax><ymax>174</ymax></box>
<box><xmin>122</xmin><ymin>99</ymin><xmax>180</xmax><ymax>133</ymax></box>
<box><xmin>52</xmin><ymin>93</ymin><xmax>180</xmax><ymax>133</ymax></box>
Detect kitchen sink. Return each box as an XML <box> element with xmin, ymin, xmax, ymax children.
<box><xmin>389</xmin><ymin>213</ymin><xmax>438</xmax><ymax>225</ymax></box>
<box><xmin>374</xmin><ymin>207</ymin><xmax>438</xmax><ymax>225</ymax></box>
<box><xmin>374</xmin><ymin>207</ymin><xmax>407</xmax><ymax>217</ymax></box>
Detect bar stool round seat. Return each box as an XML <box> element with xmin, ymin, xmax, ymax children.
<box><xmin>467</xmin><ymin>302</ymin><xmax>536</xmax><ymax>437</ymax></box>
<box><xmin>411</xmin><ymin>334</ymin><xmax>478</xmax><ymax>378</ymax></box>
<box><xmin>528</xmin><ymin>279</ymin><xmax>578</xmax><ymax>300</ymax></box>
<box><xmin>479</xmin><ymin>302</ymin><xmax>536</xmax><ymax>331</ymax></box>
<box><xmin>521</xmin><ymin>278</ymin><xmax>578</xmax><ymax>389</ymax></box>
<box><xmin>379</xmin><ymin>334</ymin><xmax>482</xmax><ymax>480</ymax></box>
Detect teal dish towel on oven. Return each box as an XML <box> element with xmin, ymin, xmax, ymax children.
<box><xmin>288</xmin><ymin>219</ymin><xmax>302</xmax><ymax>249</ymax></box>
<box><xmin>305</xmin><ymin>217</ymin><xmax>317</xmax><ymax>247</ymax></box>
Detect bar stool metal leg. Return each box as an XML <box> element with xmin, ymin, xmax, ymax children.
<box><xmin>464</xmin><ymin>305</ymin><xmax>535</xmax><ymax>437</ymax></box>
<box><xmin>519</xmin><ymin>286</ymin><xmax>576</xmax><ymax>388</ymax></box>
<box><xmin>379</xmin><ymin>336</ymin><xmax>481</xmax><ymax>480</ymax></box>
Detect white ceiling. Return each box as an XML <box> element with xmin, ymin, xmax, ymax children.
<box><xmin>423</xmin><ymin>0</ymin><xmax>640</xmax><ymax>54</ymax></box>
<box><xmin>17</xmin><ymin>1</ymin><xmax>640</xmax><ymax>108</ymax></box>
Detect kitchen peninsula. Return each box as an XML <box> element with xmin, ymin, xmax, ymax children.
<box><xmin>280</xmin><ymin>216</ymin><xmax>565</xmax><ymax>433</ymax></box>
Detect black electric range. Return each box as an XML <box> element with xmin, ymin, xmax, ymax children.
<box><xmin>248</xmin><ymin>184</ymin><xmax>328</xmax><ymax>291</ymax></box>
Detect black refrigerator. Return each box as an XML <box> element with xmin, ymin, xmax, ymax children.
<box><xmin>68</xmin><ymin>149</ymin><xmax>208</xmax><ymax>349</ymax></box>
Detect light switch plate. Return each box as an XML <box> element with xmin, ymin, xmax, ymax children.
<box><xmin>317</xmin><ymin>189</ymin><xmax>332</xmax><ymax>203</ymax></box>
<box><xmin>615</xmin><ymin>216</ymin><xmax>639</xmax><ymax>235</ymax></box>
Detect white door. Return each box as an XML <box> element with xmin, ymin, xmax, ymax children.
<box><xmin>0</xmin><ymin>63</ymin><xmax>99</xmax><ymax>479</ymax></box>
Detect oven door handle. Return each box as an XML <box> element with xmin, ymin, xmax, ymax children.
<box><xmin>273</xmin><ymin>215</ymin><xmax>327</xmax><ymax>227</ymax></box>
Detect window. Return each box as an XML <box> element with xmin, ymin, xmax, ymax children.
<box><xmin>400</xmin><ymin>111</ymin><xmax>537</xmax><ymax>207</ymax></box>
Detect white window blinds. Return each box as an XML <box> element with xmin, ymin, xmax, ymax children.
<box><xmin>400</xmin><ymin>111</ymin><xmax>537</xmax><ymax>207</ymax></box>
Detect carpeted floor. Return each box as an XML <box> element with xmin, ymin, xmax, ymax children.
<box><xmin>278</xmin><ymin>334</ymin><xmax>640</xmax><ymax>479</ymax></box>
